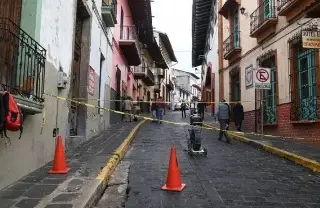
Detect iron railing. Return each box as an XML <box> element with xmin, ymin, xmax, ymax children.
<box><xmin>0</xmin><ymin>17</ymin><xmax>46</xmax><ymax>102</ymax></box>
<box><xmin>277</xmin><ymin>0</ymin><xmax>294</xmax><ymax>11</ymax></box>
<box><xmin>146</xmin><ymin>67</ymin><xmax>155</xmax><ymax>82</ymax></box>
<box><xmin>133</xmin><ymin>66</ymin><xmax>146</xmax><ymax>73</ymax></box>
<box><xmin>250</xmin><ymin>0</ymin><xmax>277</xmax><ymax>34</ymax></box>
<box><xmin>223</xmin><ymin>31</ymin><xmax>241</xmax><ymax>56</ymax></box>
<box><xmin>120</xmin><ymin>25</ymin><xmax>136</xmax><ymax>40</ymax></box>
<box><xmin>102</xmin><ymin>0</ymin><xmax>117</xmax><ymax>21</ymax></box>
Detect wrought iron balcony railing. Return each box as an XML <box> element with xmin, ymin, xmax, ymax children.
<box><xmin>277</xmin><ymin>0</ymin><xmax>294</xmax><ymax>11</ymax></box>
<box><xmin>120</xmin><ymin>25</ymin><xmax>136</xmax><ymax>40</ymax></box>
<box><xmin>102</xmin><ymin>0</ymin><xmax>117</xmax><ymax>19</ymax></box>
<box><xmin>223</xmin><ymin>31</ymin><xmax>241</xmax><ymax>57</ymax></box>
<box><xmin>250</xmin><ymin>0</ymin><xmax>277</xmax><ymax>34</ymax></box>
<box><xmin>0</xmin><ymin>17</ymin><xmax>46</xmax><ymax>103</ymax></box>
<box><xmin>146</xmin><ymin>67</ymin><xmax>155</xmax><ymax>82</ymax></box>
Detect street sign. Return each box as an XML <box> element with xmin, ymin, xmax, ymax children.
<box><xmin>302</xmin><ymin>30</ymin><xmax>320</xmax><ymax>49</ymax></box>
<box><xmin>254</xmin><ymin>67</ymin><xmax>271</xmax><ymax>89</ymax></box>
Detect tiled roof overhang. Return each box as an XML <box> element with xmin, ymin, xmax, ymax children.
<box><xmin>219</xmin><ymin>0</ymin><xmax>240</xmax><ymax>19</ymax></box>
<box><xmin>128</xmin><ymin>0</ymin><xmax>167</xmax><ymax>69</ymax></box>
<box><xmin>158</xmin><ymin>32</ymin><xmax>178</xmax><ymax>62</ymax></box>
<box><xmin>305</xmin><ymin>0</ymin><xmax>320</xmax><ymax>18</ymax></box>
<box><xmin>192</xmin><ymin>0</ymin><xmax>215</xmax><ymax>67</ymax></box>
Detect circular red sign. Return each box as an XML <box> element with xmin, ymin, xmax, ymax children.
<box><xmin>256</xmin><ymin>69</ymin><xmax>269</xmax><ymax>83</ymax></box>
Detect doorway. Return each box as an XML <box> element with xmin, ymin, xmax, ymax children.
<box><xmin>115</xmin><ymin>68</ymin><xmax>121</xmax><ymax>111</ymax></box>
<box><xmin>69</xmin><ymin>0</ymin><xmax>90</xmax><ymax>136</ymax></box>
<box><xmin>0</xmin><ymin>0</ymin><xmax>22</xmax><ymax>91</ymax></box>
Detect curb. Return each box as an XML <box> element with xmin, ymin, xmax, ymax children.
<box><xmin>73</xmin><ymin>120</ymin><xmax>146</xmax><ymax>208</ymax></box>
<box><xmin>203</xmin><ymin>123</ymin><xmax>320</xmax><ymax>173</ymax></box>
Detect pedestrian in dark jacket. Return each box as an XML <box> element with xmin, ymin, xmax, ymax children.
<box><xmin>233</xmin><ymin>102</ymin><xmax>244</xmax><ymax>131</ymax></box>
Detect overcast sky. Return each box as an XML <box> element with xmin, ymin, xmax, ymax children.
<box><xmin>151</xmin><ymin>0</ymin><xmax>194</xmax><ymax>73</ymax></box>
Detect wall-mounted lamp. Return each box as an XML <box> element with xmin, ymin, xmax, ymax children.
<box><xmin>240</xmin><ymin>7</ymin><xmax>246</xmax><ymax>15</ymax></box>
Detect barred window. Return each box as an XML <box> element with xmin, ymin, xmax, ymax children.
<box><xmin>289</xmin><ymin>39</ymin><xmax>318</xmax><ymax>121</ymax></box>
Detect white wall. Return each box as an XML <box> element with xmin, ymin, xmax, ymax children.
<box><xmin>40</xmin><ymin>0</ymin><xmax>75</xmax><ymax>75</ymax></box>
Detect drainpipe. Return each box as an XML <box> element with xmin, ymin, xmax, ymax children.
<box><xmin>218</xmin><ymin>0</ymin><xmax>224</xmax><ymax>100</ymax></box>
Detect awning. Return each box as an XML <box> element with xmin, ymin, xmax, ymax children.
<box><xmin>219</xmin><ymin>0</ymin><xmax>240</xmax><ymax>19</ymax></box>
<box><xmin>192</xmin><ymin>0</ymin><xmax>216</xmax><ymax>67</ymax></box>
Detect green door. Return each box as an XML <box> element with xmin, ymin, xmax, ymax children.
<box><xmin>263</xmin><ymin>0</ymin><xmax>272</xmax><ymax>20</ymax></box>
<box><xmin>233</xmin><ymin>7</ymin><xmax>239</xmax><ymax>48</ymax></box>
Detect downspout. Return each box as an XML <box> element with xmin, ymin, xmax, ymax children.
<box><xmin>218</xmin><ymin>0</ymin><xmax>224</xmax><ymax>100</ymax></box>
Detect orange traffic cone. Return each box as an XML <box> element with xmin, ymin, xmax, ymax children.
<box><xmin>49</xmin><ymin>136</ymin><xmax>70</xmax><ymax>174</ymax></box>
<box><xmin>161</xmin><ymin>147</ymin><xmax>186</xmax><ymax>192</ymax></box>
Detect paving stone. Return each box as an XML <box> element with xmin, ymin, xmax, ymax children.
<box><xmin>63</xmin><ymin>179</ymin><xmax>86</xmax><ymax>192</ymax></box>
<box><xmin>41</xmin><ymin>178</ymin><xmax>68</xmax><ymax>184</ymax></box>
<box><xmin>45</xmin><ymin>204</ymin><xmax>73</xmax><ymax>208</ymax></box>
<box><xmin>0</xmin><ymin>199</ymin><xmax>15</xmax><ymax>208</ymax></box>
<box><xmin>22</xmin><ymin>184</ymin><xmax>58</xmax><ymax>198</ymax></box>
<box><xmin>15</xmin><ymin>198</ymin><xmax>41</xmax><ymax>208</ymax></box>
<box><xmin>52</xmin><ymin>193</ymin><xmax>80</xmax><ymax>202</ymax></box>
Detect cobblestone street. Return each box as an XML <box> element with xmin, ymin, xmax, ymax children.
<box><xmin>122</xmin><ymin>111</ymin><xmax>320</xmax><ymax>208</ymax></box>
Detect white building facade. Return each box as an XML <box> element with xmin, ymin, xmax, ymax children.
<box><xmin>0</xmin><ymin>0</ymin><xmax>114</xmax><ymax>189</ymax></box>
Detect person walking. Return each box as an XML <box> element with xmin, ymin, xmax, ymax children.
<box><xmin>181</xmin><ymin>100</ymin><xmax>187</xmax><ymax>118</ymax></box>
<box><xmin>150</xmin><ymin>98</ymin><xmax>157</xmax><ymax>122</ymax></box>
<box><xmin>156</xmin><ymin>96</ymin><xmax>165</xmax><ymax>124</ymax></box>
<box><xmin>233</xmin><ymin>102</ymin><xmax>244</xmax><ymax>131</ymax></box>
<box><xmin>124</xmin><ymin>96</ymin><xmax>133</xmax><ymax>122</ymax></box>
<box><xmin>197</xmin><ymin>100</ymin><xmax>205</xmax><ymax>120</ymax></box>
<box><xmin>214</xmin><ymin>99</ymin><xmax>230</xmax><ymax>143</ymax></box>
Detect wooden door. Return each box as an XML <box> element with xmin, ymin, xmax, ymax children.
<box><xmin>70</xmin><ymin>14</ymin><xmax>83</xmax><ymax>136</ymax></box>
<box><xmin>0</xmin><ymin>0</ymin><xmax>22</xmax><ymax>91</ymax></box>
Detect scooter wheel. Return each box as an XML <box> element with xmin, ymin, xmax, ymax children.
<box><xmin>203</xmin><ymin>148</ymin><xmax>208</xmax><ymax>157</ymax></box>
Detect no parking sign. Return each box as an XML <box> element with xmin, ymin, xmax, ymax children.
<box><xmin>254</xmin><ymin>68</ymin><xmax>271</xmax><ymax>89</ymax></box>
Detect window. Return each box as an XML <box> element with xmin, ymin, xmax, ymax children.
<box><xmin>290</xmin><ymin>38</ymin><xmax>318</xmax><ymax>121</ymax></box>
<box><xmin>233</xmin><ymin>7</ymin><xmax>239</xmax><ymax>48</ymax></box>
<box><xmin>261</xmin><ymin>56</ymin><xmax>277</xmax><ymax>124</ymax></box>
<box><xmin>98</xmin><ymin>54</ymin><xmax>105</xmax><ymax>114</ymax></box>
<box><xmin>230</xmin><ymin>70</ymin><xmax>240</xmax><ymax>102</ymax></box>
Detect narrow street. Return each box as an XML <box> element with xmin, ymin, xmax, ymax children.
<box><xmin>97</xmin><ymin>112</ymin><xmax>320</xmax><ymax>208</ymax></box>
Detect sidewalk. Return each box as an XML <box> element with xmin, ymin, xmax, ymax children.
<box><xmin>0</xmin><ymin>121</ymin><xmax>139</xmax><ymax>208</ymax></box>
<box><xmin>204</xmin><ymin>118</ymin><xmax>320</xmax><ymax>172</ymax></box>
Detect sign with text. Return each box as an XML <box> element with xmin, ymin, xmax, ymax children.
<box><xmin>88</xmin><ymin>66</ymin><xmax>95</xmax><ymax>95</ymax></box>
<box><xmin>254</xmin><ymin>67</ymin><xmax>271</xmax><ymax>89</ymax></box>
<box><xmin>302</xmin><ymin>30</ymin><xmax>320</xmax><ymax>49</ymax></box>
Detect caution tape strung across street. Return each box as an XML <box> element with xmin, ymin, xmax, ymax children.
<box><xmin>68</xmin><ymin>96</ymin><xmax>253</xmax><ymax>104</ymax></box>
<box><xmin>43</xmin><ymin>92</ymin><xmax>318</xmax><ymax>141</ymax></box>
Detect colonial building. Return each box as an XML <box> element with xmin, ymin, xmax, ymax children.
<box><xmin>0</xmin><ymin>0</ymin><xmax>166</xmax><ymax>190</ymax></box>
<box><xmin>154</xmin><ymin>31</ymin><xmax>177</xmax><ymax>106</ymax></box>
<box><xmin>172</xmin><ymin>69</ymin><xmax>199</xmax><ymax>105</ymax></box>
<box><xmin>193</xmin><ymin>0</ymin><xmax>320</xmax><ymax>143</ymax></box>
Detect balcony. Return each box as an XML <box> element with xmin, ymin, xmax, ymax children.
<box><xmin>223</xmin><ymin>31</ymin><xmax>241</xmax><ymax>60</ymax></box>
<box><xmin>166</xmin><ymin>79</ymin><xmax>174</xmax><ymax>91</ymax></box>
<box><xmin>119</xmin><ymin>25</ymin><xmax>140</xmax><ymax>66</ymax></box>
<box><xmin>277</xmin><ymin>0</ymin><xmax>299</xmax><ymax>16</ymax></box>
<box><xmin>101</xmin><ymin>0</ymin><xmax>117</xmax><ymax>27</ymax></box>
<box><xmin>0</xmin><ymin>17</ymin><xmax>46</xmax><ymax>115</ymax></box>
<box><xmin>156</xmin><ymin>68</ymin><xmax>164</xmax><ymax>79</ymax></box>
<box><xmin>250</xmin><ymin>0</ymin><xmax>278</xmax><ymax>41</ymax></box>
<box><xmin>133</xmin><ymin>66</ymin><xmax>155</xmax><ymax>86</ymax></box>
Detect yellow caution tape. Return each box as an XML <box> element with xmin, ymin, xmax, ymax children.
<box><xmin>43</xmin><ymin>93</ymin><xmax>315</xmax><ymax>141</ymax></box>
